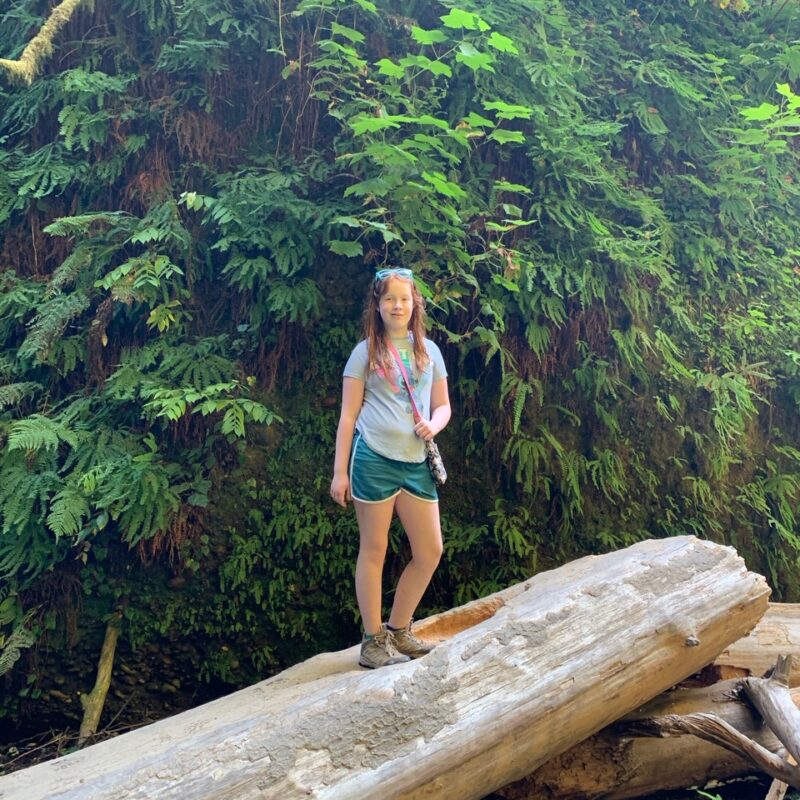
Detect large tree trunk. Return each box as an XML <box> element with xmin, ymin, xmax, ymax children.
<box><xmin>0</xmin><ymin>536</ymin><xmax>769</xmax><ymax>800</ymax></box>
<box><xmin>497</xmin><ymin>604</ymin><xmax>800</xmax><ymax>800</ymax></box>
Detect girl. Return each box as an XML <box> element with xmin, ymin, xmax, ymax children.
<box><xmin>330</xmin><ymin>267</ymin><xmax>451</xmax><ymax>669</ymax></box>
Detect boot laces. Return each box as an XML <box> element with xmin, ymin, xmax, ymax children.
<box><xmin>375</xmin><ymin>628</ymin><xmax>402</xmax><ymax>657</ymax></box>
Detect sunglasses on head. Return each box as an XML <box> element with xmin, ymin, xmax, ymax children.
<box><xmin>375</xmin><ymin>267</ymin><xmax>413</xmax><ymax>281</ymax></box>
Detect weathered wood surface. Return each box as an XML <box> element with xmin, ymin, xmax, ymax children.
<box><xmin>498</xmin><ymin>681</ymin><xmax>797</xmax><ymax>800</ymax></box>
<box><xmin>0</xmin><ymin>536</ymin><xmax>769</xmax><ymax>800</ymax></box>
<box><xmin>715</xmin><ymin>604</ymin><xmax>800</xmax><ymax>685</ymax></box>
<box><xmin>737</xmin><ymin>656</ymin><xmax>800</xmax><ymax>786</ymax></box>
<box><xmin>497</xmin><ymin>606</ymin><xmax>800</xmax><ymax>800</ymax></box>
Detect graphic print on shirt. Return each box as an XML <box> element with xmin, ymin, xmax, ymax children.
<box><xmin>377</xmin><ymin>347</ymin><xmax>429</xmax><ymax>414</ymax></box>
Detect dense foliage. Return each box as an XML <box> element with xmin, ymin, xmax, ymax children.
<box><xmin>1</xmin><ymin>0</ymin><xmax>799</xmax><ymax>732</ymax></box>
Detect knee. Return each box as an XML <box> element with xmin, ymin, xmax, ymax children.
<box><xmin>416</xmin><ymin>537</ymin><xmax>443</xmax><ymax>572</ymax></box>
<box><xmin>358</xmin><ymin>540</ymin><xmax>388</xmax><ymax>567</ymax></box>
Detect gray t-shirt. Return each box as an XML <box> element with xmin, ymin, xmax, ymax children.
<box><xmin>343</xmin><ymin>337</ymin><xmax>448</xmax><ymax>463</ymax></box>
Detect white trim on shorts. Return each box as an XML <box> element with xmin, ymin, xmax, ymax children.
<box><xmin>398</xmin><ymin>487</ymin><xmax>439</xmax><ymax>504</ymax></box>
<box><xmin>349</xmin><ymin>432</ymin><xmax>401</xmax><ymax>505</ymax></box>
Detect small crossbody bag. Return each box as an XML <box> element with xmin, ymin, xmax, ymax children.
<box><xmin>387</xmin><ymin>341</ymin><xmax>447</xmax><ymax>487</ymax></box>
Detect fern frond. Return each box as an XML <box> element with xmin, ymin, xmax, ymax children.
<box><xmin>128</xmin><ymin>199</ymin><xmax>191</xmax><ymax>252</ymax></box>
<box><xmin>105</xmin><ymin>337</ymin><xmax>236</xmax><ymax>400</ymax></box>
<box><xmin>0</xmin><ymin>271</ymin><xmax>43</xmax><ymax>332</ymax></box>
<box><xmin>7</xmin><ymin>414</ymin><xmax>77</xmax><ymax>452</ymax></box>
<box><xmin>47</xmin><ymin>336</ymin><xmax>86</xmax><ymax>376</ymax></box>
<box><xmin>17</xmin><ymin>292</ymin><xmax>90</xmax><ymax>361</ymax></box>
<box><xmin>61</xmin><ymin>67</ymin><xmax>135</xmax><ymax>100</ymax></box>
<box><xmin>265</xmin><ymin>278</ymin><xmax>322</xmax><ymax>324</ymax></box>
<box><xmin>0</xmin><ymin>523</ymin><xmax>62</xmax><ymax>584</ymax></box>
<box><xmin>42</xmin><ymin>210</ymin><xmax>134</xmax><ymax>237</ymax></box>
<box><xmin>91</xmin><ymin>453</ymin><xmax>182</xmax><ymax>544</ymax></box>
<box><xmin>0</xmin><ymin>449</ymin><xmax>63</xmax><ymax>583</ymax></box>
<box><xmin>11</xmin><ymin>142</ymin><xmax>86</xmax><ymax>201</ymax></box>
<box><xmin>48</xmin><ymin>246</ymin><xmax>94</xmax><ymax>294</ymax></box>
<box><xmin>0</xmin><ymin>358</ymin><xmax>12</xmax><ymax>382</ymax></box>
<box><xmin>0</xmin><ymin>612</ymin><xmax>36</xmax><ymax>677</ymax></box>
<box><xmin>61</xmin><ymin>423</ymin><xmax>133</xmax><ymax>476</ymax></box>
<box><xmin>0</xmin><ymin>382</ymin><xmax>42</xmax><ymax>409</ymax></box>
<box><xmin>160</xmin><ymin>339</ymin><xmax>234</xmax><ymax>388</ymax></box>
<box><xmin>47</xmin><ymin>485</ymin><xmax>90</xmax><ymax>538</ymax></box>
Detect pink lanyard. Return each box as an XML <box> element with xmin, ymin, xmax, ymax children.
<box><xmin>387</xmin><ymin>341</ymin><xmax>422</xmax><ymax>424</ymax></box>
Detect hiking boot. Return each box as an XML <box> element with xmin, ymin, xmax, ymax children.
<box><xmin>358</xmin><ymin>625</ymin><xmax>411</xmax><ymax>669</ymax></box>
<box><xmin>389</xmin><ymin>620</ymin><xmax>435</xmax><ymax>659</ymax></box>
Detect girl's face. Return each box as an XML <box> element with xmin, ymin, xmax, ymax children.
<box><xmin>378</xmin><ymin>277</ymin><xmax>414</xmax><ymax>336</ymax></box>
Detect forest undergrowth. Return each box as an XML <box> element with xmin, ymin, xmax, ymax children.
<box><xmin>0</xmin><ymin>0</ymin><xmax>799</xmax><ymax>767</ymax></box>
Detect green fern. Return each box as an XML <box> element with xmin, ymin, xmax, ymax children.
<box><xmin>43</xmin><ymin>210</ymin><xmax>135</xmax><ymax>238</ymax></box>
<box><xmin>7</xmin><ymin>414</ymin><xmax>78</xmax><ymax>452</ymax></box>
<box><xmin>60</xmin><ymin>423</ymin><xmax>131</xmax><ymax>477</ymax></box>
<box><xmin>17</xmin><ymin>292</ymin><xmax>91</xmax><ymax>361</ymax></box>
<box><xmin>264</xmin><ymin>278</ymin><xmax>323</xmax><ymax>324</ymax></box>
<box><xmin>0</xmin><ymin>451</ymin><xmax>48</xmax><ymax>536</ymax></box>
<box><xmin>60</xmin><ymin>68</ymin><xmax>135</xmax><ymax>102</ymax></box>
<box><xmin>0</xmin><ymin>357</ymin><xmax>13</xmax><ymax>381</ymax></box>
<box><xmin>11</xmin><ymin>143</ymin><xmax>87</xmax><ymax>200</ymax></box>
<box><xmin>500</xmin><ymin>373</ymin><xmax>543</xmax><ymax>434</ymax></box>
<box><xmin>0</xmin><ymin>449</ymin><xmax>64</xmax><ymax>583</ymax></box>
<box><xmin>143</xmin><ymin>382</ymin><xmax>279</xmax><ymax>436</ymax></box>
<box><xmin>105</xmin><ymin>337</ymin><xmax>237</xmax><ymax>402</ymax></box>
<box><xmin>47</xmin><ymin>485</ymin><xmax>90</xmax><ymax>539</ymax></box>
<box><xmin>46</xmin><ymin>336</ymin><xmax>86</xmax><ymax>377</ymax></box>
<box><xmin>0</xmin><ymin>382</ymin><xmax>42</xmax><ymax>409</ymax></box>
<box><xmin>0</xmin><ymin>612</ymin><xmax>36</xmax><ymax>677</ymax></box>
<box><xmin>47</xmin><ymin>246</ymin><xmax>95</xmax><ymax>294</ymax></box>
<box><xmin>128</xmin><ymin>199</ymin><xmax>191</xmax><ymax>252</ymax></box>
<box><xmin>90</xmin><ymin>452</ymin><xmax>182</xmax><ymax>545</ymax></box>
<box><xmin>0</xmin><ymin>271</ymin><xmax>43</xmax><ymax>342</ymax></box>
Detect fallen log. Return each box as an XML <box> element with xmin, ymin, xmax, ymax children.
<box><xmin>0</xmin><ymin>536</ymin><xmax>769</xmax><ymax>800</ymax></box>
<box><xmin>715</xmin><ymin>604</ymin><xmax>800</xmax><ymax>685</ymax></box>
<box><xmin>496</xmin><ymin>605</ymin><xmax>800</xmax><ymax>800</ymax></box>
<box><xmin>623</xmin><ymin>655</ymin><xmax>800</xmax><ymax>788</ymax></box>
<box><xmin>497</xmin><ymin>681</ymin><xmax>794</xmax><ymax>800</ymax></box>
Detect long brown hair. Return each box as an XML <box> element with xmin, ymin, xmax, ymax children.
<box><xmin>363</xmin><ymin>273</ymin><xmax>430</xmax><ymax>376</ymax></box>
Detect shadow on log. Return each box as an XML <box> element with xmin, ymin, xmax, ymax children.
<box><xmin>0</xmin><ymin>536</ymin><xmax>769</xmax><ymax>800</ymax></box>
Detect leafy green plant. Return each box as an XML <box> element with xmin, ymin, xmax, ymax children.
<box><xmin>1</xmin><ymin>0</ymin><xmax>800</xmax><ymax>745</ymax></box>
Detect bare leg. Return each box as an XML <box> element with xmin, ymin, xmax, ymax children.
<box><xmin>387</xmin><ymin>492</ymin><xmax>443</xmax><ymax>629</ymax></box>
<box><xmin>353</xmin><ymin>497</ymin><xmax>396</xmax><ymax>635</ymax></box>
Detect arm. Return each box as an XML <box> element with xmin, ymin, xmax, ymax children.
<box><xmin>414</xmin><ymin>378</ymin><xmax>451</xmax><ymax>441</ymax></box>
<box><xmin>330</xmin><ymin>377</ymin><xmax>364</xmax><ymax>507</ymax></box>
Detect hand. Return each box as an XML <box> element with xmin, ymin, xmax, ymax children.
<box><xmin>413</xmin><ymin>419</ymin><xmax>436</xmax><ymax>441</ymax></box>
<box><xmin>330</xmin><ymin>474</ymin><xmax>350</xmax><ymax>507</ymax></box>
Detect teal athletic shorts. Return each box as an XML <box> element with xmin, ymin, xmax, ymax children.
<box><xmin>349</xmin><ymin>431</ymin><xmax>438</xmax><ymax>504</ymax></box>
